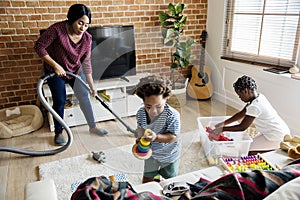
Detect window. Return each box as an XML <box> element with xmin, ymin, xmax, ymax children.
<box><xmin>222</xmin><ymin>0</ymin><xmax>300</xmax><ymax>68</ymax></box>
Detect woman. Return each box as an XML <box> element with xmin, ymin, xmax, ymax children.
<box><xmin>34</xmin><ymin>4</ymin><xmax>108</xmax><ymax>145</ymax></box>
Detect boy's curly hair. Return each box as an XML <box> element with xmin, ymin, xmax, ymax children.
<box><xmin>233</xmin><ymin>75</ymin><xmax>257</xmax><ymax>91</ymax></box>
<box><xmin>135</xmin><ymin>75</ymin><xmax>172</xmax><ymax>100</ymax></box>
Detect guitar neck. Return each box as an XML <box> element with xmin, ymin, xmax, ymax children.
<box><xmin>199</xmin><ymin>47</ymin><xmax>205</xmax><ymax>73</ymax></box>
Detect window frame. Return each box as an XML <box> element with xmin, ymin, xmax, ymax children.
<box><xmin>222</xmin><ymin>0</ymin><xmax>300</xmax><ymax>69</ymax></box>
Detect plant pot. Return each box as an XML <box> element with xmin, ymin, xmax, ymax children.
<box><xmin>167</xmin><ymin>79</ymin><xmax>188</xmax><ymax>113</ymax></box>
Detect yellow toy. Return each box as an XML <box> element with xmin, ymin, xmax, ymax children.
<box><xmin>132</xmin><ymin>129</ymin><xmax>152</xmax><ymax>160</ymax></box>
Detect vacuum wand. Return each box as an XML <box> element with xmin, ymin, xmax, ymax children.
<box><xmin>0</xmin><ymin>71</ymin><xmax>137</xmax><ymax>156</ymax></box>
<box><xmin>65</xmin><ymin>72</ymin><xmax>137</xmax><ymax>136</ymax></box>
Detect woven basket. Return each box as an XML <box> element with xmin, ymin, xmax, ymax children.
<box><xmin>167</xmin><ymin>92</ymin><xmax>186</xmax><ymax>108</ymax></box>
<box><xmin>167</xmin><ymin>92</ymin><xmax>187</xmax><ymax>116</ymax></box>
<box><xmin>167</xmin><ymin>79</ymin><xmax>188</xmax><ymax>115</ymax></box>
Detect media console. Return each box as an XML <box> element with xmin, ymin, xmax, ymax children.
<box><xmin>42</xmin><ymin>73</ymin><xmax>149</xmax><ymax>132</ymax></box>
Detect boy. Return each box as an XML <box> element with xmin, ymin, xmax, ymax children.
<box><xmin>134</xmin><ymin>75</ymin><xmax>181</xmax><ymax>183</ymax></box>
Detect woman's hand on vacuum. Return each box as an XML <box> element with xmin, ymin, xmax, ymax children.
<box><xmin>41</xmin><ymin>55</ymin><xmax>66</xmax><ymax>77</ymax></box>
<box><xmin>90</xmin><ymin>88</ymin><xmax>97</xmax><ymax>97</ymax></box>
<box><xmin>54</xmin><ymin>66</ymin><xmax>66</xmax><ymax>77</ymax></box>
<box><xmin>85</xmin><ymin>74</ymin><xmax>97</xmax><ymax>96</ymax></box>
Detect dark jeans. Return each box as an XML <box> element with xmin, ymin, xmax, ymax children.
<box><xmin>46</xmin><ymin>70</ymin><xmax>96</xmax><ymax>134</ymax></box>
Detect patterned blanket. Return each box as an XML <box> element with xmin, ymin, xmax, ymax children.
<box><xmin>179</xmin><ymin>159</ymin><xmax>300</xmax><ymax>200</ymax></box>
<box><xmin>71</xmin><ymin>160</ymin><xmax>300</xmax><ymax>200</ymax></box>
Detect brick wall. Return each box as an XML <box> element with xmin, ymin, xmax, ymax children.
<box><xmin>0</xmin><ymin>0</ymin><xmax>207</xmax><ymax>109</ymax></box>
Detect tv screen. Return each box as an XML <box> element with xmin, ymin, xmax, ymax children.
<box><xmin>87</xmin><ymin>25</ymin><xmax>136</xmax><ymax>80</ymax></box>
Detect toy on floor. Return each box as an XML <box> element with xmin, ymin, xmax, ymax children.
<box><xmin>220</xmin><ymin>154</ymin><xmax>278</xmax><ymax>173</ymax></box>
<box><xmin>109</xmin><ymin>173</ymin><xmax>128</xmax><ymax>182</ymax></box>
<box><xmin>206</xmin><ymin>126</ymin><xmax>233</xmax><ymax>141</ymax></box>
<box><xmin>91</xmin><ymin>151</ymin><xmax>106</xmax><ymax>163</ymax></box>
<box><xmin>280</xmin><ymin>134</ymin><xmax>300</xmax><ymax>159</ymax></box>
<box><xmin>132</xmin><ymin>129</ymin><xmax>152</xmax><ymax>160</ymax></box>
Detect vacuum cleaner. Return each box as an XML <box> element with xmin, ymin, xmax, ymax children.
<box><xmin>0</xmin><ymin>72</ymin><xmax>137</xmax><ymax>156</ymax></box>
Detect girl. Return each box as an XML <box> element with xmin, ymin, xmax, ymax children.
<box><xmin>212</xmin><ymin>75</ymin><xmax>290</xmax><ymax>154</ymax></box>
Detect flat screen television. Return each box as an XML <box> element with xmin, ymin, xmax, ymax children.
<box><xmin>87</xmin><ymin>25</ymin><xmax>136</xmax><ymax>80</ymax></box>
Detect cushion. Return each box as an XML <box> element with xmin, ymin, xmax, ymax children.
<box><xmin>0</xmin><ymin>105</ymin><xmax>43</xmax><ymax>138</ymax></box>
<box><xmin>263</xmin><ymin>176</ymin><xmax>300</xmax><ymax>200</ymax></box>
<box><xmin>25</xmin><ymin>179</ymin><xmax>57</xmax><ymax>200</ymax></box>
<box><xmin>133</xmin><ymin>181</ymin><xmax>163</xmax><ymax>196</ymax></box>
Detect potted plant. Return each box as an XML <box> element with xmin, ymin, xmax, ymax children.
<box><xmin>158</xmin><ymin>2</ymin><xmax>196</xmax><ymax>110</ymax></box>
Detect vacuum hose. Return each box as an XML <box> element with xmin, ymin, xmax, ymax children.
<box><xmin>0</xmin><ymin>73</ymin><xmax>72</xmax><ymax>156</ymax></box>
<box><xmin>0</xmin><ymin>72</ymin><xmax>137</xmax><ymax>156</ymax></box>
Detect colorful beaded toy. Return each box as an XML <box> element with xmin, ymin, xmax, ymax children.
<box><xmin>220</xmin><ymin>154</ymin><xmax>278</xmax><ymax>172</ymax></box>
<box><xmin>132</xmin><ymin>129</ymin><xmax>152</xmax><ymax>160</ymax></box>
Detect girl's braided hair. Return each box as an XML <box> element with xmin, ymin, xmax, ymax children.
<box><xmin>135</xmin><ymin>75</ymin><xmax>172</xmax><ymax>100</ymax></box>
<box><xmin>233</xmin><ymin>75</ymin><xmax>257</xmax><ymax>91</ymax></box>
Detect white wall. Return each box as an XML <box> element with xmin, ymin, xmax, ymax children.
<box><xmin>206</xmin><ymin>0</ymin><xmax>300</xmax><ymax>135</ymax></box>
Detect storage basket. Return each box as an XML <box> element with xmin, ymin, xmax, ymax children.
<box><xmin>197</xmin><ymin>116</ymin><xmax>253</xmax><ymax>165</ymax></box>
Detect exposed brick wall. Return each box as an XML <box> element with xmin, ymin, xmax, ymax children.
<box><xmin>0</xmin><ymin>0</ymin><xmax>207</xmax><ymax>109</ymax></box>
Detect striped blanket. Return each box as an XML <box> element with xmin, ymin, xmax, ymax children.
<box><xmin>178</xmin><ymin>159</ymin><xmax>300</xmax><ymax>200</ymax></box>
<box><xmin>71</xmin><ymin>160</ymin><xmax>300</xmax><ymax>200</ymax></box>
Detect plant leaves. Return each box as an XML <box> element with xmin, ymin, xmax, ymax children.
<box><xmin>166</xmin><ymin>29</ymin><xmax>175</xmax><ymax>38</ymax></box>
<box><xmin>175</xmin><ymin>3</ymin><xmax>184</xmax><ymax>14</ymax></box>
<box><xmin>180</xmin><ymin>15</ymin><xmax>187</xmax><ymax>24</ymax></box>
<box><xmin>161</xmin><ymin>29</ymin><xmax>168</xmax><ymax>38</ymax></box>
<box><xmin>186</xmin><ymin>39</ymin><xmax>196</xmax><ymax>46</ymax></box>
<box><xmin>164</xmin><ymin>37</ymin><xmax>174</xmax><ymax>46</ymax></box>
<box><xmin>159</xmin><ymin>2</ymin><xmax>195</xmax><ymax>71</ymax></box>
<box><xmin>162</xmin><ymin>21</ymin><xmax>174</xmax><ymax>28</ymax></box>
<box><xmin>170</xmin><ymin>62</ymin><xmax>179</xmax><ymax>69</ymax></box>
<box><xmin>158</xmin><ymin>12</ymin><xmax>171</xmax><ymax>23</ymax></box>
<box><xmin>168</xmin><ymin>3</ymin><xmax>176</xmax><ymax>15</ymax></box>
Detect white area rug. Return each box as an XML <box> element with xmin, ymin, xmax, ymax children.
<box><xmin>39</xmin><ymin>130</ymin><xmax>208</xmax><ymax>200</ymax></box>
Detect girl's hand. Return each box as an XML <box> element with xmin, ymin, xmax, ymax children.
<box><xmin>215</xmin><ymin>122</ymin><xmax>224</xmax><ymax>128</ymax></box>
<box><xmin>212</xmin><ymin>126</ymin><xmax>223</xmax><ymax>136</ymax></box>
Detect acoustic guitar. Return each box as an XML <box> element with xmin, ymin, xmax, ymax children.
<box><xmin>187</xmin><ymin>30</ymin><xmax>214</xmax><ymax>100</ymax></box>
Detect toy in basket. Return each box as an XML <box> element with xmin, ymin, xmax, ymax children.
<box><xmin>198</xmin><ymin>117</ymin><xmax>253</xmax><ymax>166</ymax></box>
<box><xmin>132</xmin><ymin>129</ymin><xmax>152</xmax><ymax>160</ymax></box>
<box><xmin>220</xmin><ymin>153</ymin><xmax>279</xmax><ymax>173</ymax></box>
<box><xmin>206</xmin><ymin>126</ymin><xmax>233</xmax><ymax>141</ymax></box>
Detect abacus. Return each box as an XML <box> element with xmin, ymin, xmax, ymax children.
<box><xmin>132</xmin><ymin>129</ymin><xmax>152</xmax><ymax>160</ymax></box>
<box><xmin>220</xmin><ymin>154</ymin><xmax>279</xmax><ymax>173</ymax></box>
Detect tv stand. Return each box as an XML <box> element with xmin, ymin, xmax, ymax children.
<box><xmin>42</xmin><ymin>73</ymin><xmax>150</xmax><ymax>132</ymax></box>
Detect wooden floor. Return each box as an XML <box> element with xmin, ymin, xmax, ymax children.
<box><xmin>0</xmin><ymin>98</ymin><xmax>237</xmax><ymax>200</ymax></box>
